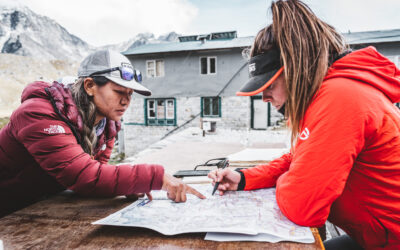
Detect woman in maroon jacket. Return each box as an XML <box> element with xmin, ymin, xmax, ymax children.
<box><xmin>0</xmin><ymin>49</ymin><xmax>204</xmax><ymax>217</ymax></box>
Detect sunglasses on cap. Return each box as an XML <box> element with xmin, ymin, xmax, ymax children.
<box><xmin>90</xmin><ymin>66</ymin><xmax>142</xmax><ymax>82</ymax></box>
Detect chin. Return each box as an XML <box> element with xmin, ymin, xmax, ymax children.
<box><xmin>107</xmin><ymin>115</ymin><xmax>122</xmax><ymax>122</ymax></box>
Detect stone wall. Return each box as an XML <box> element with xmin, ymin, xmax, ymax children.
<box><xmin>176</xmin><ymin>97</ymin><xmax>201</xmax><ymax>126</ymax></box>
<box><xmin>123</xmin><ymin>125</ymin><xmax>173</xmax><ymax>156</ymax></box>
<box><xmin>122</xmin><ymin>96</ymin><xmax>254</xmax><ymax>157</ymax></box>
<box><xmin>202</xmin><ymin>96</ymin><xmax>250</xmax><ymax>129</ymax></box>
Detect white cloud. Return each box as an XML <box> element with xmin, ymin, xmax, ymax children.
<box><xmin>12</xmin><ymin>0</ymin><xmax>198</xmax><ymax>46</ymax></box>
<box><xmin>2</xmin><ymin>0</ymin><xmax>400</xmax><ymax>47</ymax></box>
<box><xmin>304</xmin><ymin>0</ymin><xmax>400</xmax><ymax>33</ymax></box>
<box><xmin>0</xmin><ymin>0</ymin><xmax>20</xmax><ymax>7</ymax></box>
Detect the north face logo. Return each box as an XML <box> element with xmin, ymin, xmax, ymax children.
<box><xmin>249</xmin><ymin>63</ymin><xmax>256</xmax><ymax>73</ymax></box>
<box><xmin>44</xmin><ymin>125</ymin><xmax>66</xmax><ymax>134</ymax></box>
<box><xmin>299</xmin><ymin>128</ymin><xmax>310</xmax><ymax>140</ymax></box>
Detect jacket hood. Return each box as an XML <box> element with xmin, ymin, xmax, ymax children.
<box><xmin>325</xmin><ymin>46</ymin><xmax>400</xmax><ymax>103</ymax></box>
<box><xmin>20</xmin><ymin>81</ymin><xmax>120</xmax><ymax>144</ymax></box>
<box><xmin>21</xmin><ymin>81</ymin><xmax>51</xmax><ymax>103</ymax></box>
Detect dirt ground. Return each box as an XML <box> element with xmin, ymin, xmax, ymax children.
<box><xmin>128</xmin><ymin>141</ymin><xmax>247</xmax><ymax>175</ymax></box>
<box><xmin>125</xmin><ymin>127</ymin><xmax>289</xmax><ymax>175</ymax></box>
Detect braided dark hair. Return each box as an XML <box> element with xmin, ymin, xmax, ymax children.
<box><xmin>70</xmin><ymin>76</ymin><xmax>108</xmax><ymax>155</ymax></box>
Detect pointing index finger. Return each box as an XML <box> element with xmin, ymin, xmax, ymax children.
<box><xmin>187</xmin><ymin>185</ymin><xmax>206</xmax><ymax>199</ymax></box>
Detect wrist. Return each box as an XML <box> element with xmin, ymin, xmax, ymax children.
<box><xmin>234</xmin><ymin>169</ymin><xmax>246</xmax><ymax>191</ymax></box>
<box><xmin>161</xmin><ymin>173</ymin><xmax>169</xmax><ymax>190</ymax></box>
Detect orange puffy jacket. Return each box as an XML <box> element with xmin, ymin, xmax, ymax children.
<box><xmin>241</xmin><ymin>47</ymin><xmax>400</xmax><ymax>249</ymax></box>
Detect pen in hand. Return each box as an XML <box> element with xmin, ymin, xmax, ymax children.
<box><xmin>211</xmin><ymin>159</ymin><xmax>229</xmax><ymax>196</ymax></box>
<box><xmin>211</xmin><ymin>181</ymin><xmax>220</xmax><ymax>196</ymax></box>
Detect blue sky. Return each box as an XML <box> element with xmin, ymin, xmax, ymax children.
<box><xmin>189</xmin><ymin>0</ymin><xmax>400</xmax><ymax>37</ymax></box>
<box><xmin>2</xmin><ymin>0</ymin><xmax>400</xmax><ymax>47</ymax></box>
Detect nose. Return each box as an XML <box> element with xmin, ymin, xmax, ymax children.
<box><xmin>262</xmin><ymin>90</ymin><xmax>272</xmax><ymax>102</ymax></box>
<box><xmin>120</xmin><ymin>94</ymin><xmax>131</xmax><ymax>106</ymax></box>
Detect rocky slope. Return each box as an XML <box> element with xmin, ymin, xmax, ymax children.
<box><xmin>0</xmin><ymin>4</ymin><xmax>92</xmax><ymax>62</ymax></box>
<box><xmin>0</xmin><ymin>53</ymin><xmax>79</xmax><ymax>117</ymax></box>
<box><xmin>0</xmin><ymin>3</ymin><xmax>179</xmax><ymax>117</ymax></box>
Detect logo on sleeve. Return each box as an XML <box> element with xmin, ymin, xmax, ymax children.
<box><xmin>249</xmin><ymin>63</ymin><xmax>256</xmax><ymax>73</ymax></box>
<box><xmin>44</xmin><ymin>125</ymin><xmax>66</xmax><ymax>134</ymax></box>
<box><xmin>299</xmin><ymin>127</ymin><xmax>310</xmax><ymax>140</ymax></box>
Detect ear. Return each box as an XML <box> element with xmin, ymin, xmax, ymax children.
<box><xmin>83</xmin><ymin>78</ymin><xmax>96</xmax><ymax>96</ymax></box>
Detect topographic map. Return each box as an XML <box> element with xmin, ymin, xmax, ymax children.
<box><xmin>93</xmin><ymin>184</ymin><xmax>314</xmax><ymax>243</ymax></box>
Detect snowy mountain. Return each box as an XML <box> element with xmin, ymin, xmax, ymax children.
<box><xmin>100</xmin><ymin>32</ymin><xmax>180</xmax><ymax>53</ymax></box>
<box><xmin>0</xmin><ymin>3</ymin><xmax>180</xmax><ymax>62</ymax></box>
<box><xmin>0</xmin><ymin>3</ymin><xmax>180</xmax><ymax>117</ymax></box>
<box><xmin>0</xmin><ymin>4</ymin><xmax>93</xmax><ymax>62</ymax></box>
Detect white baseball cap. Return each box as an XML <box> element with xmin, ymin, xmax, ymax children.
<box><xmin>78</xmin><ymin>49</ymin><xmax>152</xmax><ymax>96</ymax></box>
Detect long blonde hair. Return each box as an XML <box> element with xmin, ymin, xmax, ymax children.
<box><xmin>251</xmin><ymin>0</ymin><xmax>348</xmax><ymax>145</ymax></box>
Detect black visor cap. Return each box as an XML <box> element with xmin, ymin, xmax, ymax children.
<box><xmin>237</xmin><ymin>49</ymin><xmax>283</xmax><ymax>96</ymax></box>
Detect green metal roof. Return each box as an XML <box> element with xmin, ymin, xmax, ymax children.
<box><xmin>123</xmin><ymin>36</ymin><xmax>254</xmax><ymax>56</ymax></box>
<box><xmin>178</xmin><ymin>31</ymin><xmax>237</xmax><ymax>42</ymax></box>
<box><xmin>343</xmin><ymin>29</ymin><xmax>400</xmax><ymax>45</ymax></box>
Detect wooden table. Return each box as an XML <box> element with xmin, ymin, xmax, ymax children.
<box><xmin>0</xmin><ymin>191</ymin><xmax>324</xmax><ymax>249</ymax></box>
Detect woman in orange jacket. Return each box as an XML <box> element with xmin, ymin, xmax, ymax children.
<box><xmin>208</xmin><ymin>0</ymin><xmax>400</xmax><ymax>249</ymax></box>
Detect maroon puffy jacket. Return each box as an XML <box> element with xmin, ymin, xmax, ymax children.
<box><xmin>0</xmin><ymin>81</ymin><xmax>164</xmax><ymax>217</ymax></box>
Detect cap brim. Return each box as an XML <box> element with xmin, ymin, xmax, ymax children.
<box><xmin>105</xmin><ymin>76</ymin><xmax>152</xmax><ymax>96</ymax></box>
<box><xmin>236</xmin><ymin>67</ymin><xmax>284</xmax><ymax>96</ymax></box>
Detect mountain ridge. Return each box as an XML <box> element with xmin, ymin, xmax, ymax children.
<box><xmin>0</xmin><ymin>4</ymin><xmax>91</xmax><ymax>62</ymax></box>
<box><xmin>0</xmin><ymin>3</ymin><xmax>180</xmax><ymax>117</ymax></box>
<box><xmin>0</xmin><ymin>4</ymin><xmax>180</xmax><ymax>62</ymax></box>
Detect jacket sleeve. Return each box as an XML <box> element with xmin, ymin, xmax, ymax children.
<box><xmin>95</xmin><ymin>138</ymin><xmax>115</xmax><ymax>164</ymax></box>
<box><xmin>240</xmin><ymin>153</ymin><xmax>292</xmax><ymax>190</ymax></box>
<box><xmin>13</xmin><ymin>108</ymin><xmax>164</xmax><ymax>197</ymax></box>
<box><xmin>275</xmin><ymin>79</ymin><xmax>366</xmax><ymax>227</ymax></box>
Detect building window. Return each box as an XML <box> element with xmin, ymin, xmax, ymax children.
<box><xmin>201</xmin><ymin>97</ymin><xmax>221</xmax><ymax>117</ymax></box>
<box><xmin>146</xmin><ymin>59</ymin><xmax>165</xmax><ymax>78</ymax></box>
<box><xmin>200</xmin><ymin>57</ymin><xmax>216</xmax><ymax>75</ymax></box>
<box><xmin>146</xmin><ymin>98</ymin><xmax>176</xmax><ymax>125</ymax></box>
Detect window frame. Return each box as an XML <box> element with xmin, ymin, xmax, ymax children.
<box><xmin>147</xmin><ymin>99</ymin><xmax>156</xmax><ymax>119</ymax></box>
<box><xmin>201</xmin><ymin>96</ymin><xmax>221</xmax><ymax>117</ymax></box>
<box><xmin>165</xmin><ymin>99</ymin><xmax>175</xmax><ymax>119</ymax></box>
<box><xmin>145</xmin><ymin>98</ymin><xmax>176</xmax><ymax>126</ymax></box>
<box><xmin>199</xmin><ymin>56</ymin><xmax>217</xmax><ymax>75</ymax></box>
<box><xmin>146</xmin><ymin>59</ymin><xmax>165</xmax><ymax>78</ymax></box>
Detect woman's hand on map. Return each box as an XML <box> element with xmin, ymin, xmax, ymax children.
<box><xmin>208</xmin><ymin>169</ymin><xmax>241</xmax><ymax>195</ymax></box>
<box><xmin>162</xmin><ymin>173</ymin><xmax>206</xmax><ymax>202</ymax></box>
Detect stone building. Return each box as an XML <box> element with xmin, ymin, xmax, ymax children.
<box><xmin>121</xmin><ymin>29</ymin><xmax>400</xmax><ymax>156</ymax></box>
<box><xmin>121</xmin><ymin>31</ymin><xmax>283</xmax><ymax>156</ymax></box>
